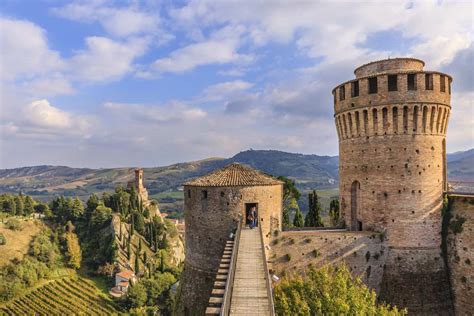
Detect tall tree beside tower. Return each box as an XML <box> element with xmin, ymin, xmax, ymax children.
<box><xmin>305</xmin><ymin>190</ymin><xmax>324</xmax><ymax>227</ymax></box>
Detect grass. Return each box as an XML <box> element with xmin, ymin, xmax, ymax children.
<box><xmin>0</xmin><ymin>218</ymin><xmax>41</xmax><ymax>267</ymax></box>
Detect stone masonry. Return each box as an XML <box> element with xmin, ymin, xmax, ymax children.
<box><xmin>180</xmin><ymin>163</ymin><xmax>283</xmax><ymax>315</ymax></box>
<box><xmin>332</xmin><ymin>58</ymin><xmax>454</xmax><ymax>314</ymax></box>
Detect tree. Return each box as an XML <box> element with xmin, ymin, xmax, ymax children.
<box><xmin>34</xmin><ymin>203</ymin><xmax>50</xmax><ymax>215</ymax></box>
<box><xmin>64</xmin><ymin>222</ymin><xmax>82</xmax><ymax>269</ymax></box>
<box><xmin>2</xmin><ymin>197</ymin><xmax>16</xmax><ymax>215</ymax></box>
<box><xmin>130</xmin><ymin>216</ymin><xmax>135</xmax><ymax>236</ymax></box>
<box><xmin>329</xmin><ymin>199</ymin><xmax>340</xmax><ymax>227</ymax></box>
<box><xmin>305</xmin><ymin>190</ymin><xmax>324</xmax><ymax>227</ymax></box>
<box><xmin>128</xmin><ymin>282</ymin><xmax>148</xmax><ymax>308</ymax></box>
<box><xmin>85</xmin><ymin>194</ymin><xmax>100</xmax><ymax>221</ymax></box>
<box><xmin>14</xmin><ymin>195</ymin><xmax>24</xmax><ymax>216</ymax></box>
<box><xmin>24</xmin><ymin>196</ymin><xmax>35</xmax><ymax>216</ymax></box>
<box><xmin>133</xmin><ymin>211</ymin><xmax>145</xmax><ymax>235</ymax></box>
<box><xmin>135</xmin><ymin>250</ymin><xmax>140</xmax><ymax>274</ymax></box>
<box><xmin>71</xmin><ymin>197</ymin><xmax>84</xmax><ymax>221</ymax></box>
<box><xmin>293</xmin><ymin>203</ymin><xmax>304</xmax><ymax>228</ymax></box>
<box><xmin>278</xmin><ymin>176</ymin><xmax>301</xmax><ymax>229</ymax></box>
<box><xmin>273</xmin><ymin>264</ymin><xmax>406</xmax><ymax>316</ymax></box>
<box><xmin>143</xmin><ymin>251</ymin><xmax>148</xmax><ymax>265</ymax></box>
<box><xmin>138</xmin><ymin>238</ymin><xmax>142</xmax><ymax>253</ymax></box>
<box><xmin>127</xmin><ymin>237</ymin><xmax>132</xmax><ymax>260</ymax></box>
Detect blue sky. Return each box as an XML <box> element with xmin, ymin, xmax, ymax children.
<box><xmin>1</xmin><ymin>0</ymin><xmax>473</xmax><ymax>168</ymax></box>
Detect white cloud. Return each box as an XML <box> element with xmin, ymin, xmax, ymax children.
<box><xmin>23</xmin><ymin>99</ymin><xmax>91</xmax><ymax>132</ymax></box>
<box><xmin>153</xmin><ymin>39</ymin><xmax>252</xmax><ymax>73</ymax></box>
<box><xmin>52</xmin><ymin>1</ymin><xmax>160</xmax><ymax>38</ymax></box>
<box><xmin>0</xmin><ymin>17</ymin><xmax>64</xmax><ymax>81</ymax></box>
<box><xmin>201</xmin><ymin>80</ymin><xmax>253</xmax><ymax>101</ymax></box>
<box><xmin>69</xmin><ymin>36</ymin><xmax>149</xmax><ymax>82</ymax></box>
<box><xmin>103</xmin><ymin>101</ymin><xmax>207</xmax><ymax>123</ymax></box>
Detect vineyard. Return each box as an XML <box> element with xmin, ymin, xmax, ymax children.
<box><xmin>0</xmin><ymin>277</ymin><xmax>120</xmax><ymax>315</ymax></box>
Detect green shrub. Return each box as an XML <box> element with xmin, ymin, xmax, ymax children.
<box><xmin>285</xmin><ymin>254</ymin><xmax>291</xmax><ymax>262</ymax></box>
<box><xmin>6</xmin><ymin>219</ymin><xmax>22</xmax><ymax>231</ymax></box>
<box><xmin>312</xmin><ymin>249</ymin><xmax>320</xmax><ymax>257</ymax></box>
<box><xmin>0</xmin><ymin>233</ymin><xmax>5</xmax><ymax>245</ymax></box>
<box><xmin>273</xmin><ymin>264</ymin><xmax>407</xmax><ymax>316</ymax></box>
<box><xmin>450</xmin><ymin>215</ymin><xmax>466</xmax><ymax>234</ymax></box>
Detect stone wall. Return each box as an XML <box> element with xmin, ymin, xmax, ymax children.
<box><xmin>447</xmin><ymin>195</ymin><xmax>474</xmax><ymax>315</ymax></box>
<box><xmin>181</xmin><ymin>184</ymin><xmax>283</xmax><ymax>315</ymax></box>
<box><xmin>269</xmin><ymin>230</ymin><xmax>387</xmax><ymax>293</ymax></box>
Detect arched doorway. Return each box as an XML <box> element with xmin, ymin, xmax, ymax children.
<box><xmin>351</xmin><ymin>181</ymin><xmax>361</xmax><ymax>231</ymax></box>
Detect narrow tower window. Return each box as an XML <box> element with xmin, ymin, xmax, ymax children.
<box><xmin>407</xmin><ymin>73</ymin><xmax>417</xmax><ymax>90</ymax></box>
<box><xmin>392</xmin><ymin>107</ymin><xmax>398</xmax><ymax>134</ymax></box>
<box><xmin>202</xmin><ymin>190</ymin><xmax>208</xmax><ymax>199</ymax></box>
<box><xmin>425</xmin><ymin>73</ymin><xmax>433</xmax><ymax>90</ymax></box>
<box><xmin>348</xmin><ymin>113</ymin><xmax>353</xmax><ymax>137</ymax></box>
<box><xmin>413</xmin><ymin>106</ymin><xmax>419</xmax><ymax>132</ymax></box>
<box><xmin>422</xmin><ymin>106</ymin><xmax>428</xmax><ymax>132</ymax></box>
<box><xmin>440</xmin><ymin>75</ymin><xmax>446</xmax><ymax>92</ymax></box>
<box><xmin>388</xmin><ymin>75</ymin><xmax>398</xmax><ymax>91</ymax></box>
<box><xmin>339</xmin><ymin>85</ymin><xmax>345</xmax><ymax>101</ymax></box>
<box><xmin>363</xmin><ymin>110</ymin><xmax>368</xmax><ymax>135</ymax></box>
<box><xmin>382</xmin><ymin>107</ymin><xmax>388</xmax><ymax>131</ymax></box>
<box><xmin>430</xmin><ymin>106</ymin><xmax>436</xmax><ymax>133</ymax></box>
<box><xmin>355</xmin><ymin>111</ymin><xmax>360</xmax><ymax>135</ymax></box>
<box><xmin>403</xmin><ymin>106</ymin><xmax>408</xmax><ymax>133</ymax></box>
<box><xmin>368</xmin><ymin>77</ymin><xmax>378</xmax><ymax>94</ymax></box>
<box><xmin>351</xmin><ymin>81</ymin><xmax>359</xmax><ymax>97</ymax></box>
<box><xmin>372</xmin><ymin>108</ymin><xmax>378</xmax><ymax>134</ymax></box>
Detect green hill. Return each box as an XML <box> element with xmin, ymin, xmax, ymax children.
<box><xmin>0</xmin><ymin>148</ymin><xmax>472</xmax><ymax>203</ymax></box>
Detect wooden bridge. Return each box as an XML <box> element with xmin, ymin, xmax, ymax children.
<box><xmin>205</xmin><ymin>219</ymin><xmax>274</xmax><ymax>316</ymax></box>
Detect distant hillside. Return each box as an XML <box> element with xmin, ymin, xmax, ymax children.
<box><xmin>0</xmin><ymin>148</ymin><xmax>472</xmax><ymax>201</ymax></box>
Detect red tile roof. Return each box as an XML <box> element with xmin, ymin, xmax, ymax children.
<box><xmin>184</xmin><ymin>163</ymin><xmax>283</xmax><ymax>187</ymax></box>
<box><xmin>117</xmin><ymin>270</ymin><xmax>135</xmax><ymax>279</ymax></box>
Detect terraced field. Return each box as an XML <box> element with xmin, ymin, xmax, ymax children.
<box><xmin>0</xmin><ymin>277</ymin><xmax>120</xmax><ymax>315</ymax></box>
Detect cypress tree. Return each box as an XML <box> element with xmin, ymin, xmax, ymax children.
<box><xmin>134</xmin><ymin>251</ymin><xmax>140</xmax><ymax>274</ymax></box>
<box><xmin>130</xmin><ymin>215</ymin><xmax>135</xmax><ymax>236</ymax></box>
<box><xmin>138</xmin><ymin>238</ymin><xmax>142</xmax><ymax>253</ymax></box>
<box><xmin>305</xmin><ymin>190</ymin><xmax>324</xmax><ymax>227</ymax></box>
<box><xmin>329</xmin><ymin>199</ymin><xmax>340</xmax><ymax>227</ymax></box>
<box><xmin>282</xmin><ymin>208</ymin><xmax>290</xmax><ymax>229</ymax></box>
<box><xmin>293</xmin><ymin>206</ymin><xmax>304</xmax><ymax>228</ymax></box>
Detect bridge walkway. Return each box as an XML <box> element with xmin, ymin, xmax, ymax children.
<box><xmin>229</xmin><ymin>226</ymin><xmax>271</xmax><ymax>316</ymax></box>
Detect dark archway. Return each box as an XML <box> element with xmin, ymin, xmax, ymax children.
<box><xmin>351</xmin><ymin>181</ymin><xmax>361</xmax><ymax>231</ymax></box>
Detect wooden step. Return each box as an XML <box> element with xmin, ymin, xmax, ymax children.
<box><xmin>209</xmin><ymin>296</ymin><xmax>223</xmax><ymax>306</ymax></box>
<box><xmin>217</xmin><ymin>268</ymin><xmax>229</xmax><ymax>274</ymax></box>
<box><xmin>205</xmin><ymin>307</ymin><xmax>221</xmax><ymax>315</ymax></box>
<box><xmin>216</xmin><ymin>274</ymin><xmax>228</xmax><ymax>280</ymax></box>
<box><xmin>214</xmin><ymin>281</ymin><xmax>226</xmax><ymax>288</ymax></box>
<box><xmin>212</xmin><ymin>288</ymin><xmax>225</xmax><ymax>296</ymax></box>
<box><xmin>222</xmin><ymin>254</ymin><xmax>231</xmax><ymax>259</ymax></box>
<box><xmin>219</xmin><ymin>263</ymin><xmax>230</xmax><ymax>269</ymax></box>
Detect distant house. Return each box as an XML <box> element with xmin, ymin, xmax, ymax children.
<box><xmin>109</xmin><ymin>269</ymin><xmax>137</xmax><ymax>298</ymax></box>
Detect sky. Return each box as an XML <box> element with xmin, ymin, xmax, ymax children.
<box><xmin>0</xmin><ymin>0</ymin><xmax>473</xmax><ymax>169</ymax></box>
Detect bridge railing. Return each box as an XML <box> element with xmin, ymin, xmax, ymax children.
<box><xmin>220</xmin><ymin>218</ymin><xmax>242</xmax><ymax>316</ymax></box>
<box><xmin>258</xmin><ymin>218</ymin><xmax>275</xmax><ymax>316</ymax></box>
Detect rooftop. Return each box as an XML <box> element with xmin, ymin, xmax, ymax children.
<box><xmin>184</xmin><ymin>163</ymin><xmax>284</xmax><ymax>187</ymax></box>
<box><xmin>116</xmin><ymin>269</ymin><xmax>135</xmax><ymax>279</ymax></box>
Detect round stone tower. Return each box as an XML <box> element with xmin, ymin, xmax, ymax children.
<box><xmin>180</xmin><ymin>163</ymin><xmax>283</xmax><ymax>314</ymax></box>
<box><xmin>332</xmin><ymin>58</ymin><xmax>453</xmax><ymax>313</ymax></box>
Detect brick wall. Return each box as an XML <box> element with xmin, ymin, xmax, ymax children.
<box><xmin>447</xmin><ymin>195</ymin><xmax>474</xmax><ymax>315</ymax></box>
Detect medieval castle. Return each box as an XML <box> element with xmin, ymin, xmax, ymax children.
<box><xmin>181</xmin><ymin>58</ymin><xmax>473</xmax><ymax>315</ymax></box>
